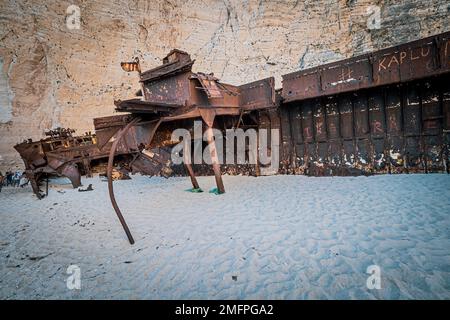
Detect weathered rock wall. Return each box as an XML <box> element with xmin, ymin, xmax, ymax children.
<box><xmin>0</xmin><ymin>0</ymin><xmax>449</xmax><ymax>170</ymax></box>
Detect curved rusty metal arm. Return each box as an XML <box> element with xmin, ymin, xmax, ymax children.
<box><xmin>107</xmin><ymin>117</ymin><xmax>140</xmax><ymax>244</ymax></box>
<box><xmin>107</xmin><ymin>117</ymin><xmax>163</xmax><ymax>245</ymax></box>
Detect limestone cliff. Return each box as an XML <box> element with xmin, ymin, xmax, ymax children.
<box><xmin>0</xmin><ymin>0</ymin><xmax>449</xmax><ymax>170</ymax></box>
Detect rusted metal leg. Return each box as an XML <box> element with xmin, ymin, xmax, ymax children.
<box><xmin>107</xmin><ymin>118</ymin><xmax>140</xmax><ymax>245</ymax></box>
<box><xmin>83</xmin><ymin>158</ymin><xmax>92</xmax><ymax>178</ymax></box>
<box><xmin>27</xmin><ymin>171</ymin><xmax>43</xmax><ymax>199</ymax></box>
<box><xmin>183</xmin><ymin>138</ymin><xmax>200</xmax><ymax>189</ymax></box>
<box><xmin>205</xmin><ymin>126</ymin><xmax>225</xmax><ymax>194</ymax></box>
<box><xmin>107</xmin><ymin>118</ymin><xmax>161</xmax><ymax>245</ymax></box>
<box><xmin>185</xmin><ymin>163</ymin><xmax>200</xmax><ymax>189</ymax></box>
<box><xmin>45</xmin><ymin>175</ymin><xmax>49</xmax><ymax>197</ymax></box>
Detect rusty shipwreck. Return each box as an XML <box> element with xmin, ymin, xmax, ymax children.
<box><xmin>14</xmin><ymin>32</ymin><xmax>450</xmax><ymax>244</ymax></box>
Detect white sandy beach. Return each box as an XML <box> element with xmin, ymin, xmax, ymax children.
<box><xmin>0</xmin><ymin>173</ymin><xmax>449</xmax><ymax>299</ymax></box>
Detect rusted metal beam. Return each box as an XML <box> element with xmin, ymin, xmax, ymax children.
<box><xmin>282</xmin><ymin>31</ymin><xmax>450</xmax><ymax>102</ymax></box>
<box><xmin>107</xmin><ymin>117</ymin><xmax>141</xmax><ymax>245</ymax></box>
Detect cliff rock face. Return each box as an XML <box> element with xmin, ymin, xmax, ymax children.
<box><xmin>0</xmin><ymin>0</ymin><xmax>449</xmax><ymax>170</ymax></box>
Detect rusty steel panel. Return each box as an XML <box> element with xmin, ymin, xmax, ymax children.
<box><xmin>288</xmin><ymin>104</ymin><xmax>304</xmax><ymax>170</ymax></box>
<box><xmin>443</xmin><ymin>76</ymin><xmax>450</xmax><ymax>174</ymax></box>
<box><xmin>385</xmin><ymin>87</ymin><xmax>404</xmax><ymax>172</ymax></box>
<box><xmin>423</xmin><ymin>135</ymin><xmax>443</xmax><ymax>172</ymax></box>
<box><xmin>404</xmin><ymin>136</ymin><xmax>422</xmax><ymax>171</ymax></box>
<box><xmin>325</xmin><ymin>97</ymin><xmax>340</xmax><ymax>140</ymax></box>
<box><xmin>403</xmin><ymin>83</ymin><xmax>422</xmax><ymax>136</ymax></box>
<box><xmin>368</xmin><ymin>91</ymin><xmax>387</xmax><ymax>171</ymax></box>
<box><xmin>282</xmin><ymin>31</ymin><xmax>450</xmax><ymax>102</ymax></box>
<box><xmin>385</xmin><ymin>87</ymin><xmax>403</xmax><ymax>135</ymax></box>
<box><xmin>421</xmin><ymin>81</ymin><xmax>443</xmax><ymax>172</ymax></box>
<box><xmin>283</xmin><ymin>70</ymin><xmax>320</xmax><ymax>101</ymax></box>
<box><xmin>421</xmin><ymin>81</ymin><xmax>442</xmax><ymax>136</ymax></box>
<box><xmin>321</xmin><ymin>58</ymin><xmax>372</xmax><ymax>95</ymax></box>
<box><xmin>339</xmin><ymin>95</ymin><xmax>354</xmax><ymax>140</ymax></box>
<box><xmin>443</xmin><ymin>85</ymin><xmax>450</xmax><ymax>131</ymax></box>
<box><xmin>239</xmin><ymin>77</ymin><xmax>276</xmax><ymax>110</ymax></box>
<box><xmin>398</xmin><ymin>41</ymin><xmax>436</xmax><ymax>82</ymax></box>
<box><xmin>282</xmin><ymin>76</ymin><xmax>449</xmax><ymax>176</ymax></box>
<box><xmin>280</xmin><ymin>106</ymin><xmax>293</xmax><ymax>171</ymax></box>
<box><xmin>440</xmin><ymin>33</ymin><xmax>450</xmax><ymax>72</ymax></box>
<box><xmin>289</xmin><ymin>104</ymin><xmax>306</xmax><ymax>172</ymax></box>
<box><xmin>342</xmin><ymin>140</ymin><xmax>355</xmax><ymax>167</ymax></box>
<box><xmin>301</xmin><ymin>100</ymin><xmax>314</xmax><ymax>143</ymax></box>
<box><xmin>368</xmin><ymin>92</ymin><xmax>386</xmax><ymax>138</ymax></box>
<box><xmin>372</xmin><ymin>40</ymin><xmax>437</xmax><ymax>84</ymax></box>
<box><xmin>328</xmin><ymin>141</ymin><xmax>342</xmax><ymax>170</ymax></box>
<box><xmin>353</xmin><ymin>92</ymin><xmax>369</xmax><ymax>138</ymax></box>
<box><xmin>140</xmin><ymin>50</ymin><xmax>193</xmax><ymax>82</ymax></box>
<box><xmin>306</xmin><ymin>143</ymin><xmax>317</xmax><ymax>169</ymax></box>
<box><xmin>313</xmin><ymin>100</ymin><xmax>327</xmax><ymax>142</ymax></box>
<box><xmin>324</xmin><ymin>97</ymin><xmax>342</xmax><ymax>171</ymax></box>
<box><xmin>355</xmin><ymin>139</ymin><xmax>371</xmax><ymax>170</ymax></box>
<box><xmin>143</xmin><ymin>72</ymin><xmax>191</xmax><ymax>106</ymax></box>
<box><xmin>353</xmin><ymin>92</ymin><xmax>371</xmax><ymax>171</ymax></box>
<box><xmin>371</xmin><ymin>137</ymin><xmax>386</xmax><ymax>171</ymax></box>
<box><xmin>290</xmin><ymin>104</ymin><xmax>303</xmax><ymax>145</ymax></box>
<box><xmin>281</xmin><ymin>33</ymin><xmax>450</xmax><ymax>177</ymax></box>
<box><xmin>317</xmin><ymin>142</ymin><xmax>328</xmax><ymax>164</ymax></box>
<box><xmin>387</xmin><ymin>135</ymin><xmax>404</xmax><ymax>171</ymax></box>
